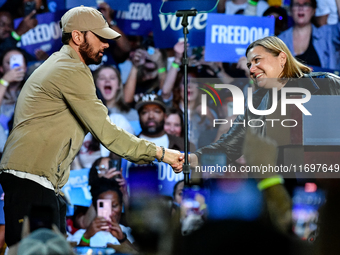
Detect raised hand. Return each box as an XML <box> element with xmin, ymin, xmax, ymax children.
<box><xmin>2</xmin><ymin>66</ymin><xmax>26</xmax><ymax>83</ymax></box>
<box><xmin>98</xmin><ymin>2</ymin><xmax>114</xmax><ymax>24</ymax></box>
<box><xmin>15</xmin><ymin>10</ymin><xmax>38</xmax><ymax>36</ymax></box>
<box><xmin>130</xmin><ymin>49</ymin><xmax>147</xmax><ymax>67</ymax></box>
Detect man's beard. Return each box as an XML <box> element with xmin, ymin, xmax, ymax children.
<box><xmin>79</xmin><ymin>37</ymin><xmax>103</xmax><ymax>65</ymax></box>
<box><xmin>141</xmin><ymin>119</ymin><xmax>165</xmax><ymax>136</ymax></box>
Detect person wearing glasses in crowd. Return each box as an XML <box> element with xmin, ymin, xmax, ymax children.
<box><xmin>278</xmin><ymin>0</ymin><xmax>340</xmax><ymax>70</ymax></box>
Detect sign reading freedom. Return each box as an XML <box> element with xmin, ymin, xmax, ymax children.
<box><xmin>205</xmin><ymin>13</ymin><xmax>274</xmax><ymax>63</ymax></box>
<box><xmin>14</xmin><ymin>11</ymin><xmax>65</xmax><ymax>57</ymax></box>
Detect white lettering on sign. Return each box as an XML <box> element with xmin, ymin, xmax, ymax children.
<box><xmin>211</xmin><ymin>25</ymin><xmax>270</xmax><ymax>45</ymax></box>
<box><xmin>21</xmin><ymin>21</ymin><xmax>61</xmax><ymax>46</ymax></box>
<box><xmin>158</xmin><ymin>13</ymin><xmax>207</xmax><ymax>31</ymax></box>
<box><xmin>116</xmin><ymin>3</ymin><xmax>152</xmax><ymax>21</ymax></box>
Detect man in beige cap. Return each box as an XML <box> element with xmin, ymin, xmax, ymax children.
<box><xmin>0</xmin><ymin>6</ymin><xmax>183</xmax><ymax>248</ymax></box>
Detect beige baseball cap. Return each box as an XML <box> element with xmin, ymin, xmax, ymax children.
<box><xmin>60</xmin><ymin>6</ymin><xmax>121</xmax><ymax>40</ymax></box>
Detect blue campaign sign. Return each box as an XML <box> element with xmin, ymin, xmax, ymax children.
<box><xmin>121</xmin><ymin>159</ymin><xmax>184</xmax><ymax>197</ymax></box>
<box><xmin>106</xmin><ymin>0</ymin><xmax>130</xmax><ymax>11</ymax></box>
<box><xmin>47</xmin><ymin>0</ymin><xmax>66</xmax><ymax>12</ymax></box>
<box><xmin>14</xmin><ymin>11</ymin><xmax>65</xmax><ymax>57</ymax></box>
<box><xmin>62</xmin><ymin>168</ymin><xmax>92</xmax><ymax>207</ymax></box>
<box><xmin>66</xmin><ymin>0</ymin><xmax>96</xmax><ymax>9</ymax></box>
<box><xmin>152</xmin><ymin>1</ymin><xmax>216</xmax><ymax>49</ymax></box>
<box><xmin>205</xmin><ymin>13</ymin><xmax>274</xmax><ymax>63</ymax></box>
<box><xmin>115</xmin><ymin>0</ymin><xmax>153</xmax><ymax>36</ymax></box>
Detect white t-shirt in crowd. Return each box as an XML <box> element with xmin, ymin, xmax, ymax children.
<box><xmin>315</xmin><ymin>0</ymin><xmax>339</xmax><ymax>25</ymax></box>
<box><xmin>70</xmin><ymin>224</ymin><xmax>134</xmax><ymax>247</ymax></box>
<box><xmin>139</xmin><ymin>133</ymin><xmax>170</xmax><ymax>148</ymax></box>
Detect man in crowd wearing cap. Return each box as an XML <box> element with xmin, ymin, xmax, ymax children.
<box><xmin>0</xmin><ymin>6</ymin><xmax>183</xmax><ymax>248</ymax></box>
<box><xmin>136</xmin><ymin>94</ymin><xmax>185</xmax><ymax>150</ymax></box>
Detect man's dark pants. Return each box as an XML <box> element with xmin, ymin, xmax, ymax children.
<box><xmin>0</xmin><ymin>173</ymin><xmax>67</xmax><ymax>247</ymax></box>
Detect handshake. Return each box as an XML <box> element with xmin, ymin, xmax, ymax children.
<box><xmin>155</xmin><ymin>146</ymin><xmax>199</xmax><ymax>173</ymax></box>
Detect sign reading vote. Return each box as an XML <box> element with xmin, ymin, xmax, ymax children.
<box><xmin>116</xmin><ymin>0</ymin><xmax>153</xmax><ymax>36</ymax></box>
<box><xmin>152</xmin><ymin>1</ymin><xmax>216</xmax><ymax>49</ymax></box>
<box><xmin>205</xmin><ymin>13</ymin><xmax>274</xmax><ymax>62</ymax></box>
<box><xmin>14</xmin><ymin>11</ymin><xmax>65</xmax><ymax>57</ymax></box>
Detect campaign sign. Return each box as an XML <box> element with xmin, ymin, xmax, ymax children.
<box><xmin>106</xmin><ymin>0</ymin><xmax>130</xmax><ymax>11</ymax></box>
<box><xmin>14</xmin><ymin>11</ymin><xmax>65</xmax><ymax>57</ymax></box>
<box><xmin>152</xmin><ymin>0</ymin><xmax>216</xmax><ymax>48</ymax></box>
<box><xmin>47</xmin><ymin>0</ymin><xmax>66</xmax><ymax>12</ymax></box>
<box><xmin>205</xmin><ymin>13</ymin><xmax>274</xmax><ymax>62</ymax></box>
<box><xmin>66</xmin><ymin>0</ymin><xmax>96</xmax><ymax>9</ymax></box>
<box><xmin>115</xmin><ymin>0</ymin><xmax>153</xmax><ymax>36</ymax></box>
<box><xmin>62</xmin><ymin>168</ymin><xmax>91</xmax><ymax>207</ymax></box>
<box><xmin>122</xmin><ymin>159</ymin><xmax>184</xmax><ymax>197</ymax></box>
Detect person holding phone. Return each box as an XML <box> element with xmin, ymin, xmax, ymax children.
<box><xmin>0</xmin><ymin>48</ymin><xmax>27</xmax><ymax>130</ymax></box>
<box><xmin>71</xmin><ymin>178</ymin><xmax>137</xmax><ymax>253</ymax></box>
<box><xmin>75</xmin><ymin>156</ymin><xmax>128</xmax><ymax>232</ymax></box>
<box><xmin>0</xmin><ymin>6</ymin><xmax>183</xmax><ymax>249</ymax></box>
<box><xmin>0</xmin><ymin>11</ymin><xmax>41</xmax><ymax>61</ymax></box>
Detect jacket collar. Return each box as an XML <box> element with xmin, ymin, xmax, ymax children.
<box><xmin>60</xmin><ymin>45</ymin><xmax>90</xmax><ymax>71</ymax></box>
<box><xmin>60</xmin><ymin>45</ymin><xmax>82</xmax><ymax>62</ymax></box>
<box><xmin>311</xmin><ymin>24</ymin><xmax>322</xmax><ymax>40</ymax></box>
<box><xmin>285</xmin><ymin>73</ymin><xmax>320</xmax><ymax>95</ymax></box>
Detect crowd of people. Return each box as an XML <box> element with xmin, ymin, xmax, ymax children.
<box><xmin>0</xmin><ymin>0</ymin><xmax>339</xmax><ymax>254</ymax></box>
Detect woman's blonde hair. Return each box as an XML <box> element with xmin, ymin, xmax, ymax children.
<box><xmin>245</xmin><ymin>36</ymin><xmax>311</xmax><ymax>78</ymax></box>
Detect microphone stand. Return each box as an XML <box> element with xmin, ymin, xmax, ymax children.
<box><xmin>176</xmin><ymin>9</ymin><xmax>197</xmax><ymax>187</ymax></box>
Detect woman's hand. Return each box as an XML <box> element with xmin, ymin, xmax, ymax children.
<box><xmin>112</xmin><ymin>170</ymin><xmax>128</xmax><ymax>195</ymax></box>
<box><xmin>173</xmin><ymin>41</ymin><xmax>188</xmax><ymax>63</ymax></box>
<box><xmin>83</xmin><ymin>217</ymin><xmax>108</xmax><ymax>240</ymax></box>
<box><xmin>99</xmin><ymin>167</ymin><xmax>118</xmax><ymax>179</ymax></box>
<box><xmin>2</xmin><ymin>67</ymin><xmax>26</xmax><ymax>83</ymax></box>
<box><xmin>108</xmin><ymin>214</ymin><xmax>125</xmax><ymax>241</ymax></box>
<box><xmin>130</xmin><ymin>49</ymin><xmax>147</xmax><ymax>67</ymax></box>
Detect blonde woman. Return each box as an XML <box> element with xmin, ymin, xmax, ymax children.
<box><xmin>191</xmin><ymin>36</ymin><xmax>340</xmax><ymax>166</ymax></box>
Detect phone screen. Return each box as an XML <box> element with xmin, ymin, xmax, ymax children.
<box><xmin>292</xmin><ymin>183</ymin><xmax>325</xmax><ymax>240</ymax></box>
<box><xmin>97</xmin><ymin>199</ymin><xmax>111</xmax><ymax>229</ymax></box>
<box><xmin>10</xmin><ymin>54</ymin><xmax>24</xmax><ymax>70</ymax></box>
<box><xmin>24</xmin><ymin>1</ymin><xmax>36</xmax><ymax>17</ymax></box>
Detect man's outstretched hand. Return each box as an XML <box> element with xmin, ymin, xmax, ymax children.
<box><xmin>156</xmin><ymin>147</ymin><xmax>184</xmax><ymax>173</ymax></box>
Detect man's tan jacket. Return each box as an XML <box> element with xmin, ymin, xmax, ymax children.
<box><xmin>0</xmin><ymin>45</ymin><xmax>156</xmax><ymax>193</ymax></box>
